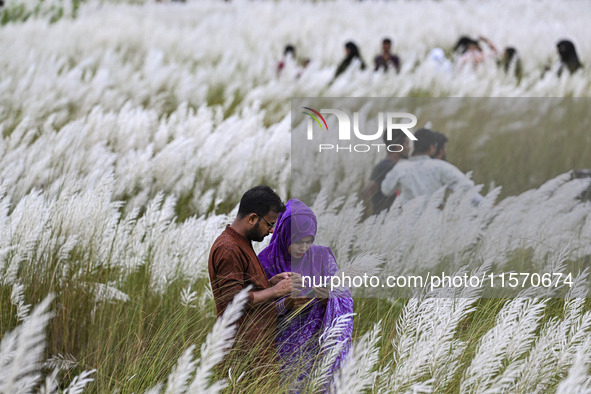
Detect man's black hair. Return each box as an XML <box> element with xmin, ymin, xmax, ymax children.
<box><xmin>383</xmin><ymin>38</ymin><xmax>392</xmax><ymax>45</ymax></box>
<box><xmin>413</xmin><ymin>128</ymin><xmax>437</xmax><ymax>155</ymax></box>
<box><xmin>284</xmin><ymin>44</ymin><xmax>296</xmax><ymax>57</ymax></box>
<box><xmin>382</xmin><ymin>129</ymin><xmax>407</xmax><ymax>148</ymax></box>
<box><xmin>237</xmin><ymin>185</ymin><xmax>286</xmax><ymax>218</ymax></box>
<box><xmin>432</xmin><ymin>131</ymin><xmax>448</xmax><ymax>157</ymax></box>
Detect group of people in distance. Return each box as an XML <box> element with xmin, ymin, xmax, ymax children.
<box><xmin>362</xmin><ymin>127</ymin><xmax>481</xmax><ymax>216</ymax></box>
<box><xmin>208</xmin><ymin>187</ymin><xmax>352</xmax><ymax>391</ymax></box>
<box><xmin>277</xmin><ymin>36</ymin><xmax>584</xmax><ymax>82</ymax></box>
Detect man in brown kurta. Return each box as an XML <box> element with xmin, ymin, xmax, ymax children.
<box><xmin>208</xmin><ymin>186</ymin><xmax>292</xmax><ymax>365</ymax></box>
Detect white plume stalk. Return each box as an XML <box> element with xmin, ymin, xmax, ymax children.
<box><xmin>332</xmin><ymin>321</ymin><xmax>382</xmax><ymax>394</ymax></box>
<box><xmin>556</xmin><ymin>338</ymin><xmax>591</xmax><ymax>394</ymax></box>
<box><xmin>63</xmin><ymin>370</ymin><xmax>97</xmax><ymax>394</ymax></box>
<box><xmin>10</xmin><ymin>283</ymin><xmax>31</xmax><ymax>321</ymax></box>
<box><xmin>0</xmin><ymin>295</ymin><xmax>54</xmax><ymax>393</ymax></box>
<box><xmin>379</xmin><ymin>266</ymin><xmax>482</xmax><ymax>393</ymax></box>
<box><xmin>461</xmin><ymin>296</ymin><xmax>548</xmax><ymax>392</ymax></box>
<box><xmin>149</xmin><ymin>286</ymin><xmax>252</xmax><ymax>394</ymax></box>
<box><xmin>310</xmin><ymin>313</ymin><xmax>355</xmax><ymax>391</ymax></box>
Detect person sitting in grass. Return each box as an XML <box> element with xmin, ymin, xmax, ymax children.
<box><xmin>258</xmin><ymin>199</ymin><xmax>353</xmax><ymax>390</ymax></box>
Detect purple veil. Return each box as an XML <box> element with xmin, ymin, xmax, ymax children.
<box><xmin>258</xmin><ymin>199</ymin><xmax>353</xmax><ymax>388</ymax></box>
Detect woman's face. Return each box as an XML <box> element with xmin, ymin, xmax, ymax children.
<box><xmin>288</xmin><ymin>235</ymin><xmax>314</xmax><ymax>259</ymax></box>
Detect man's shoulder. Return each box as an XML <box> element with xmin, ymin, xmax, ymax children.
<box><xmin>430</xmin><ymin>159</ymin><xmax>463</xmax><ymax>171</ymax></box>
<box><xmin>390</xmin><ymin>158</ymin><xmax>412</xmax><ymax>170</ymax></box>
<box><xmin>373</xmin><ymin>159</ymin><xmax>395</xmax><ymax>172</ymax></box>
<box><xmin>428</xmin><ymin>159</ymin><xmax>469</xmax><ymax>181</ymax></box>
<box><xmin>210</xmin><ymin>230</ymin><xmax>246</xmax><ymax>257</ymax></box>
<box><xmin>371</xmin><ymin>159</ymin><xmax>396</xmax><ymax>182</ymax></box>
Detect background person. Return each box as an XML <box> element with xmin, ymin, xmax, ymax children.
<box><xmin>427</xmin><ymin>47</ymin><xmax>452</xmax><ymax>74</ymax></box>
<box><xmin>277</xmin><ymin>44</ymin><xmax>296</xmax><ymax>77</ymax></box>
<box><xmin>455</xmin><ymin>35</ymin><xmax>498</xmax><ymax>69</ymax></box>
<box><xmin>374</xmin><ymin>37</ymin><xmax>401</xmax><ymax>73</ymax></box>
<box><xmin>381</xmin><ymin>128</ymin><xmax>480</xmax><ymax>205</ymax></box>
<box><xmin>499</xmin><ymin>46</ymin><xmax>523</xmax><ymax>79</ymax></box>
<box><xmin>334</xmin><ymin>41</ymin><xmax>367</xmax><ymax>80</ymax></box>
<box><xmin>556</xmin><ymin>39</ymin><xmax>583</xmax><ymax>76</ymax></box>
<box><xmin>361</xmin><ymin>130</ymin><xmax>409</xmax><ymax>216</ymax></box>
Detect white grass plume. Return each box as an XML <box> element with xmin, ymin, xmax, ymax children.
<box><xmin>38</xmin><ymin>368</ymin><xmax>59</xmax><ymax>394</ymax></box>
<box><xmin>310</xmin><ymin>313</ymin><xmax>355</xmax><ymax>391</ymax></box>
<box><xmin>180</xmin><ymin>286</ymin><xmax>198</xmax><ymax>309</ymax></box>
<box><xmin>461</xmin><ymin>296</ymin><xmax>548</xmax><ymax>393</ymax></box>
<box><xmin>10</xmin><ymin>283</ymin><xmax>31</xmax><ymax>321</ymax></box>
<box><xmin>63</xmin><ymin>369</ymin><xmax>96</xmax><ymax>394</ymax></box>
<box><xmin>0</xmin><ymin>295</ymin><xmax>54</xmax><ymax>393</ymax></box>
<box><xmin>335</xmin><ymin>252</ymin><xmax>384</xmax><ymax>278</ymax></box>
<box><xmin>380</xmin><ymin>270</ymin><xmax>480</xmax><ymax>393</ymax></box>
<box><xmin>164</xmin><ymin>346</ymin><xmax>198</xmax><ymax>394</ymax></box>
<box><xmin>150</xmin><ymin>286</ymin><xmax>252</xmax><ymax>394</ymax></box>
<box><xmin>332</xmin><ymin>321</ymin><xmax>382</xmax><ymax>394</ymax></box>
<box><xmin>512</xmin><ymin>271</ymin><xmax>591</xmax><ymax>392</ymax></box>
<box><xmin>556</xmin><ymin>338</ymin><xmax>591</xmax><ymax>394</ymax></box>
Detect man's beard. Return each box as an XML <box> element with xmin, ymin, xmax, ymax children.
<box><xmin>247</xmin><ymin>221</ymin><xmax>265</xmax><ymax>242</ymax></box>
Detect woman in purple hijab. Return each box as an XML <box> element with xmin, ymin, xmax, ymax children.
<box><xmin>258</xmin><ymin>199</ymin><xmax>354</xmax><ymax>389</ymax></box>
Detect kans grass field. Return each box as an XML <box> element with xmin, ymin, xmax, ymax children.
<box><xmin>1</xmin><ymin>0</ymin><xmax>591</xmax><ymax>392</ymax></box>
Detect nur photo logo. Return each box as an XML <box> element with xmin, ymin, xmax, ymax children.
<box><xmin>302</xmin><ymin>106</ymin><xmax>418</xmax><ymax>153</ymax></box>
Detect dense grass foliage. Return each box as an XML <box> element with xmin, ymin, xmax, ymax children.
<box><xmin>1</xmin><ymin>1</ymin><xmax>591</xmax><ymax>392</ymax></box>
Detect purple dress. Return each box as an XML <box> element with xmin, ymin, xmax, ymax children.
<box><xmin>258</xmin><ymin>199</ymin><xmax>354</xmax><ymax>388</ymax></box>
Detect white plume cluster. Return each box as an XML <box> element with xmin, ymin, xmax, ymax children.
<box><xmin>0</xmin><ymin>295</ymin><xmax>96</xmax><ymax>394</ymax></box>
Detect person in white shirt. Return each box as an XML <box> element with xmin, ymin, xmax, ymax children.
<box><xmin>381</xmin><ymin>128</ymin><xmax>480</xmax><ymax>205</ymax></box>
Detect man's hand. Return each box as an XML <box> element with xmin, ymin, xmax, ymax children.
<box><xmin>290</xmin><ymin>273</ymin><xmax>303</xmax><ymax>290</ymax></box>
<box><xmin>285</xmin><ymin>296</ymin><xmax>311</xmax><ymax>310</ymax></box>
<box><xmin>272</xmin><ymin>278</ymin><xmax>293</xmax><ymax>298</ymax></box>
<box><xmin>269</xmin><ymin>272</ymin><xmax>291</xmax><ymax>286</ymax></box>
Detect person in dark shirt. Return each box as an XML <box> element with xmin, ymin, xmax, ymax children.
<box><xmin>499</xmin><ymin>47</ymin><xmax>523</xmax><ymax>80</ymax></box>
<box><xmin>208</xmin><ymin>185</ymin><xmax>294</xmax><ymax>366</ymax></box>
<box><xmin>361</xmin><ymin>130</ymin><xmax>409</xmax><ymax>216</ymax></box>
<box><xmin>277</xmin><ymin>44</ymin><xmax>296</xmax><ymax>77</ymax></box>
<box><xmin>556</xmin><ymin>39</ymin><xmax>582</xmax><ymax>76</ymax></box>
<box><xmin>374</xmin><ymin>38</ymin><xmax>400</xmax><ymax>73</ymax></box>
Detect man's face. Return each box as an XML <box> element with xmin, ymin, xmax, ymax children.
<box><xmin>435</xmin><ymin>145</ymin><xmax>447</xmax><ymax>161</ymax></box>
<box><xmin>247</xmin><ymin>210</ymin><xmax>279</xmax><ymax>242</ymax></box>
<box><xmin>383</xmin><ymin>42</ymin><xmax>391</xmax><ymax>53</ymax></box>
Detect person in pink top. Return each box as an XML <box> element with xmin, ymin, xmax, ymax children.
<box><xmin>455</xmin><ymin>35</ymin><xmax>498</xmax><ymax>69</ymax></box>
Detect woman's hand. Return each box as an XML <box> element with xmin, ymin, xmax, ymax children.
<box><xmin>269</xmin><ymin>272</ymin><xmax>292</xmax><ymax>286</ymax></box>
<box><xmin>313</xmin><ymin>287</ymin><xmax>330</xmax><ymax>304</ymax></box>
